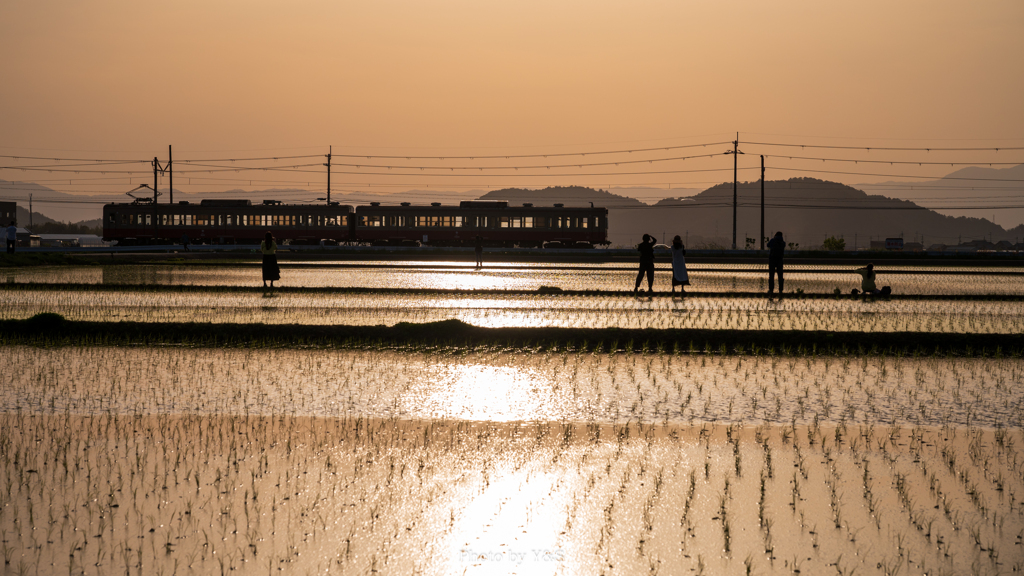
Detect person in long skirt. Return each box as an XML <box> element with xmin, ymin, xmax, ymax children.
<box><xmin>260</xmin><ymin>231</ymin><xmax>281</xmax><ymax>288</ymax></box>
<box><xmin>670</xmin><ymin>235</ymin><xmax>690</xmax><ymax>295</ymax></box>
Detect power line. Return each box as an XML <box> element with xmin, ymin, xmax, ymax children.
<box><xmin>748</xmin><ymin>141</ymin><xmax>1024</xmax><ymax>152</ymax></box>
<box><xmin>757</xmin><ymin>154</ymin><xmax>1023</xmax><ymax>167</ymax></box>
<box><xmin>768</xmin><ymin>166</ymin><xmax>1024</xmax><ymax>182</ymax></box>
<box><xmin>177</xmin><ymin>152</ymin><xmax>726</xmax><ymax>172</ymax></box>
<box><xmin>321</xmin><ymin>140</ymin><xmax>732</xmax><ymax>160</ymax></box>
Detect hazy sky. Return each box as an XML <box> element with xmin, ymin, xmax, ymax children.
<box><xmin>1</xmin><ymin>0</ymin><xmax>1022</xmax><ymax>197</ymax></box>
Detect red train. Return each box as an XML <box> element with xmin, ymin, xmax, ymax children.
<box><xmin>102</xmin><ymin>199</ymin><xmax>609</xmax><ymax>248</ymax></box>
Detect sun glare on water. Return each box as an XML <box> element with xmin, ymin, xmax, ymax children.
<box><xmin>407</xmin><ymin>364</ymin><xmax>563</xmax><ymax>422</ymax></box>
<box><xmin>445</xmin><ymin>471</ymin><xmax>583</xmax><ymax>575</ymax></box>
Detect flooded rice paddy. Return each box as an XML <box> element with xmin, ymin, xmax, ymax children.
<box><xmin>4</xmin><ymin>288</ymin><xmax>1024</xmax><ymax>332</ymax></box>
<box><xmin>1</xmin><ymin>346</ymin><xmax>1023</xmax><ymax>575</ymax></box>
<box><xmin>2</xmin><ymin>260</ymin><xmax>1024</xmax><ymax>575</ymax></box>
<box><xmin>4</xmin><ymin>346</ymin><xmax>1022</xmax><ymax>427</ymax></box>
<box><xmin>4</xmin><ymin>261</ymin><xmax>1024</xmax><ymax>295</ymax></box>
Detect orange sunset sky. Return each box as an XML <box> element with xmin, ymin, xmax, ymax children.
<box><xmin>1</xmin><ymin>0</ymin><xmax>1022</xmax><ymax>202</ymax></box>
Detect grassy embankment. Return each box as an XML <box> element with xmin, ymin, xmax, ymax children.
<box><xmin>3</xmin><ymin>313</ymin><xmax>1021</xmax><ymax>356</ymax></box>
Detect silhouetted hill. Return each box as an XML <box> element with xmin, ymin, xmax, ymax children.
<box><xmin>858</xmin><ymin>164</ymin><xmax>1024</xmax><ymax>231</ymax></box>
<box><xmin>479</xmin><ymin>186</ymin><xmax>646</xmax><ymax>208</ymax></box>
<box><xmin>485</xmin><ymin>180</ymin><xmax>1013</xmax><ymax>248</ymax></box>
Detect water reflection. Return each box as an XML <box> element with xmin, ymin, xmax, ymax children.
<box><xmin>408</xmin><ymin>364</ymin><xmax>562</xmax><ymax>422</ymax></box>
<box><xmin>3</xmin><ymin>263</ymin><xmax>1024</xmax><ymax>294</ymax></box>
<box><xmin>447</xmin><ymin>470</ymin><xmax>581</xmax><ymax>575</ymax></box>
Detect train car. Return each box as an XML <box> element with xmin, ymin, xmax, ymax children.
<box><xmin>353</xmin><ymin>200</ymin><xmax>609</xmax><ymax>248</ymax></box>
<box><xmin>102</xmin><ymin>199</ymin><xmax>354</xmax><ymax>245</ymax></box>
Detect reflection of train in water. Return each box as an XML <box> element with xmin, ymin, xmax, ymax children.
<box><xmin>102</xmin><ymin>199</ymin><xmax>609</xmax><ymax>248</ymax></box>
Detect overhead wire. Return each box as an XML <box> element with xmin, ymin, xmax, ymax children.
<box><xmin>746</xmin><ymin>141</ymin><xmax>1024</xmax><ymax>152</ymax></box>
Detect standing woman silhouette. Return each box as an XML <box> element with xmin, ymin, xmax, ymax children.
<box><xmin>261</xmin><ymin>232</ymin><xmax>281</xmax><ymax>289</ymax></box>
<box><xmin>671</xmin><ymin>235</ymin><xmax>689</xmax><ymax>295</ymax></box>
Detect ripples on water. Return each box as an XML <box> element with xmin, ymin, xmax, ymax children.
<box><xmin>4</xmin><ymin>346</ymin><xmax>1020</xmax><ymax>428</ymax></box>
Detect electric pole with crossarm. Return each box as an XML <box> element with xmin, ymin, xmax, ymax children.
<box><xmin>724</xmin><ymin>133</ymin><xmax>744</xmax><ymax>250</ymax></box>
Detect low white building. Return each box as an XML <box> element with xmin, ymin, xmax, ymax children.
<box><xmin>36</xmin><ymin>234</ymin><xmax>112</xmax><ymax>247</ymax></box>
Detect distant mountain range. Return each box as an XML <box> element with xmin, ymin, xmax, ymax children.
<box><xmin>481</xmin><ymin>181</ymin><xmax>1019</xmax><ymax>249</ymax></box>
<box><xmin>857</xmin><ymin>164</ymin><xmax>1024</xmax><ymax>231</ymax></box>
<box><xmin>3</xmin><ymin>164</ymin><xmax>1023</xmax><ymax>249</ymax></box>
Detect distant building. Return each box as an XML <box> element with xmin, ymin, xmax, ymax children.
<box><xmin>36</xmin><ymin>234</ymin><xmax>111</xmax><ymax>248</ymax></box>
<box><xmin>960</xmin><ymin>240</ymin><xmax>995</xmax><ymax>250</ymax></box>
<box><xmin>13</xmin><ymin>227</ymin><xmax>35</xmax><ymax>247</ymax></box>
<box><xmin>869</xmin><ymin>238</ymin><xmax>908</xmax><ymax>251</ymax></box>
<box><xmin>0</xmin><ymin>202</ymin><xmax>15</xmax><ymax>224</ymax></box>
<box><xmin>902</xmin><ymin>242</ymin><xmax>924</xmax><ymax>252</ymax></box>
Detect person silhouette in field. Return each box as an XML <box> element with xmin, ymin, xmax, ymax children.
<box><xmin>260</xmin><ymin>231</ymin><xmax>280</xmax><ymax>289</ymax></box>
<box><xmin>5</xmin><ymin>221</ymin><xmax>16</xmax><ymax>255</ymax></box>
<box><xmin>671</xmin><ymin>235</ymin><xmax>689</xmax><ymax>296</ymax></box>
<box><xmin>474</xmin><ymin>235</ymin><xmax>483</xmax><ymax>269</ymax></box>
<box><xmin>766</xmin><ymin>231</ymin><xmax>785</xmax><ymax>296</ymax></box>
<box><xmin>633</xmin><ymin>233</ymin><xmax>656</xmax><ymax>294</ymax></box>
<box><xmin>851</xmin><ymin>263</ymin><xmax>890</xmax><ymax>296</ymax></box>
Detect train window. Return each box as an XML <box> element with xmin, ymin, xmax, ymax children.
<box><xmin>361</xmin><ymin>215</ymin><xmax>383</xmax><ymax>227</ymax></box>
<box><xmin>108</xmin><ymin>213</ymin><xmax>116</xmax><ymax>224</ymax></box>
<box><xmin>226</xmin><ymin>215</ymin><xmax>233</xmax><ymax>226</ymax></box>
<box><xmin>523</xmin><ymin>217</ymin><xmax>533</xmax><ymax>228</ymax></box>
<box><xmin>498</xmin><ymin>216</ymin><xmax>510</xmax><ymax>228</ymax></box>
<box><xmin>581</xmin><ymin>217</ymin><xmax>588</xmax><ymax>229</ymax></box>
<box><xmin>534</xmin><ymin>217</ymin><xmax>546</xmax><ymax>228</ymax></box>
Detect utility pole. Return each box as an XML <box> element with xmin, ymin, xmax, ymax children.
<box><xmin>723</xmin><ymin>133</ymin><xmax>744</xmax><ymax>250</ymax></box>
<box><xmin>324</xmin><ymin>146</ymin><xmax>332</xmax><ymax>205</ymax></box>
<box><xmin>168</xmin><ymin>145</ymin><xmax>173</xmax><ymax>205</ymax></box>
<box><xmin>153</xmin><ymin>157</ymin><xmax>160</xmax><ymax>236</ymax></box>
<box><xmin>732</xmin><ymin>134</ymin><xmax>738</xmax><ymax>250</ymax></box>
<box><xmin>153</xmin><ymin>157</ymin><xmax>159</xmax><ymax>201</ymax></box>
<box><xmin>29</xmin><ymin>194</ymin><xmax>32</xmax><ymax>228</ymax></box>
<box><xmin>760</xmin><ymin>154</ymin><xmax>765</xmax><ymax>250</ymax></box>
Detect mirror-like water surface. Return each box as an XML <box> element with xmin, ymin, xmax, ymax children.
<box><xmin>4</xmin><ymin>262</ymin><xmax>1024</xmax><ymax>294</ymax></box>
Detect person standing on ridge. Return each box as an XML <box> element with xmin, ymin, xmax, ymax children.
<box><xmin>260</xmin><ymin>231</ymin><xmax>281</xmax><ymax>289</ymax></box>
<box><xmin>633</xmin><ymin>233</ymin><xmax>657</xmax><ymax>294</ymax></box>
<box><xmin>5</xmin><ymin>221</ymin><xmax>16</xmax><ymax>255</ymax></box>
<box><xmin>766</xmin><ymin>231</ymin><xmax>785</xmax><ymax>296</ymax></box>
<box><xmin>474</xmin><ymin>235</ymin><xmax>483</xmax><ymax>269</ymax></box>
<box><xmin>671</xmin><ymin>235</ymin><xmax>689</xmax><ymax>296</ymax></box>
